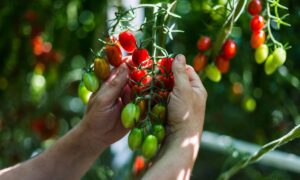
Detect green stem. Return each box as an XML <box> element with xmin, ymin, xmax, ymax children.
<box><xmin>266</xmin><ymin>1</ymin><xmax>282</xmax><ymax>47</ymax></box>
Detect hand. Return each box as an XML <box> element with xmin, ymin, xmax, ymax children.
<box><xmin>81</xmin><ymin>63</ymin><xmax>131</xmax><ymax>148</ymax></box>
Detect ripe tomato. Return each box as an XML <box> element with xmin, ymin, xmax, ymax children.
<box><xmin>197</xmin><ymin>36</ymin><xmax>212</xmax><ymax>51</ymax></box>
<box><xmin>248</xmin><ymin>0</ymin><xmax>262</xmax><ymax>16</ymax></box>
<box><xmin>132</xmin><ymin>48</ymin><xmax>151</xmax><ymax>65</ymax></box>
<box><xmin>121</xmin><ymin>103</ymin><xmax>141</xmax><ymax>128</ymax></box>
<box><xmin>193</xmin><ymin>53</ymin><xmax>207</xmax><ymax>72</ymax></box>
<box><xmin>129</xmin><ymin>69</ymin><xmax>150</xmax><ymax>86</ymax></box>
<box><xmin>255</xmin><ymin>44</ymin><xmax>269</xmax><ymax>64</ymax></box>
<box><xmin>250</xmin><ymin>15</ymin><xmax>264</xmax><ymax>32</ymax></box>
<box><xmin>78</xmin><ymin>81</ymin><xmax>92</xmax><ymax>104</ymax></box>
<box><xmin>141</xmin><ymin>59</ymin><xmax>153</xmax><ymax>69</ymax></box>
<box><xmin>133</xmin><ymin>156</ymin><xmax>145</xmax><ymax>175</ymax></box>
<box><xmin>106</xmin><ymin>44</ymin><xmax>122</xmax><ymax>67</ymax></box>
<box><xmin>216</xmin><ymin>55</ymin><xmax>230</xmax><ymax>73</ymax></box>
<box><xmin>142</xmin><ymin>135</ymin><xmax>158</xmax><ymax>159</ymax></box>
<box><xmin>128</xmin><ymin>128</ymin><xmax>143</xmax><ymax>151</ymax></box>
<box><xmin>83</xmin><ymin>71</ymin><xmax>100</xmax><ymax>92</ymax></box>
<box><xmin>272</xmin><ymin>47</ymin><xmax>287</xmax><ymax>66</ymax></box>
<box><xmin>222</xmin><ymin>39</ymin><xmax>237</xmax><ymax>59</ymax></box>
<box><xmin>205</xmin><ymin>64</ymin><xmax>222</xmax><ymax>82</ymax></box>
<box><xmin>251</xmin><ymin>30</ymin><xmax>265</xmax><ymax>49</ymax></box>
<box><xmin>151</xmin><ymin>103</ymin><xmax>166</xmax><ymax>123</ymax></box>
<box><xmin>155</xmin><ymin>75</ymin><xmax>174</xmax><ymax>90</ymax></box>
<box><xmin>94</xmin><ymin>58</ymin><xmax>110</xmax><ymax>80</ymax></box>
<box><xmin>153</xmin><ymin>124</ymin><xmax>165</xmax><ymax>143</ymax></box>
<box><xmin>119</xmin><ymin>30</ymin><xmax>137</xmax><ymax>53</ymax></box>
<box><xmin>122</xmin><ymin>55</ymin><xmax>137</xmax><ymax>71</ymax></box>
<box><xmin>157</xmin><ymin>57</ymin><xmax>174</xmax><ymax>74</ymax></box>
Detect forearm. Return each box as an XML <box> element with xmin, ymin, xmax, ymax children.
<box><xmin>0</xmin><ymin>122</ymin><xmax>106</xmax><ymax>180</ymax></box>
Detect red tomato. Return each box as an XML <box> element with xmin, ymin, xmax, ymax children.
<box><xmin>122</xmin><ymin>55</ymin><xmax>137</xmax><ymax>71</ymax></box>
<box><xmin>250</xmin><ymin>15</ymin><xmax>264</xmax><ymax>32</ymax></box>
<box><xmin>141</xmin><ymin>59</ymin><xmax>154</xmax><ymax>69</ymax></box>
<box><xmin>248</xmin><ymin>0</ymin><xmax>262</xmax><ymax>16</ymax></box>
<box><xmin>197</xmin><ymin>36</ymin><xmax>212</xmax><ymax>51</ymax></box>
<box><xmin>155</xmin><ymin>74</ymin><xmax>174</xmax><ymax>90</ymax></box>
<box><xmin>216</xmin><ymin>55</ymin><xmax>230</xmax><ymax>73</ymax></box>
<box><xmin>221</xmin><ymin>39</ymin><xmax>237</xmax><ymax>59</ymax></box>
<box><xmin>133</xmin><ymin>156</ymin><xmax>145</xmax><ymax>176</ymax></box>
<box><xmin>193</xmin><ymin>53</ymin><xmax>207</xmax><ymax>72</ymax></box>
<box><xmin>119</xmin><ymin>30</ymin><xmax>137</xmax><ymax>53</ymax></box>
<box><xmin>251</xmin><ymin>30</ymin><xmax>265</xmax><ymax>49</ymax></box>
<box><xmin>129</xmin><ymin>69</ymin><xmax>147</xmax><ymax>85</ymax></box>
<box><xmin>106</xmin><ymin>44</ymin><xmax>122</xmax><ymax>67</ymax></box>
<box><xmin>132</xmin><ymin>48</ymin><xmax>151</xmax><ymax>65</ymax></box>
<box><xmin>157</xmin><ymin>57</ymin><xmax>174</xmax><ymax>74</ymax></box>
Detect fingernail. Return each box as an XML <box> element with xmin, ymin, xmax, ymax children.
<box><xmin>175</xmin><ymin>54</ymin><xmax>185</xmax><ymax>64</ymax></box>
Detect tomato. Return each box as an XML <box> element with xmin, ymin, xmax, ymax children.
<box><xmin>205</xmin><ymin>64</ymin><xmax>222</xmax><ymax>82</ymax></box>
<box><xmin>31</xmin><ymin>117</ymin><xmax>59</xmax><ymax>140</ymax></box>
<box><xmin>255</xmin><ymin>44</ymin><xmax>269</xmax><ymax>64</ymax></box>
<box><xmin>78</xmin><ymin>81</ymin><xmax>92</xmax><ymax>104</ymax></box>
<box><xmin>83</xmin><ymin>71</ymin><xmax>100</xmax><ymax>92</ymax></box>
<box><xmin>132</xmin><ymin>48</ymin><xmax>151</xmax><ymax>65</ymax></box>
<box><xmin>264</xmin><ymin>54</ymin><xmax>278</xmax><ymax>75</ymax></box>
<box><xmin>153</xmin><ymin>124</ymin><xmax>165</xmax><ymax>143</ymax></box>
<box><xmin>106</xmin><ymin>44</ymin><xmax>122</xmax><ymax>67</ymax></box>
<box><xmin>122</xmin><ymin>55</ymin><xmax>137</xmax><ymax>71</ymax></box>
<box><xmin>142</xmin><ymin>135</ymin><xmax>158</xmax><ymax>159</ymax></box>
<box><xmin>140</xmin><ymin>59</ymin><xmax>153</xmax><ymax>69</ymax></box>
<box><xmin>222</xmin><ymin>39</ymin><xmax>237</xmax><ymax>59</ymax></box>
<box><xmin>119</xmin><ymin>30</ymin><xmax>137</xmax><ymax>53</ymax></box>
<box><xmin>210</xmin><ymin>6</ymin><xmax>225</xmax><ymax>21</ymax></box>
<box><xmin>155</xmin><ymin>75</ymin><xmax>174</xmax><ymax>90</ymax></box>
<box><xmin>193</xmin><ymin>53</ymin><xmax>207</xmax><ymax>72</ymax></box>
<box><xmin>129</xmin><ymin>69</ymin><xmax>151</xmax><ymax>87</ymax></box>
<box><xmin>250</xmin><ymin>15</ymin><xmax>264</xmax><ymax>32</ymax></box>
<box><xmin>151</xmin><ymin>103</ymin><xmax>166</xmax><ymax>123</ymax></box>
<box><xmin>216</xmin><ymin>55</ymin><xmax>230</xmax><ymax>73</ymax></box>
<box><xmin>248</xmin><ymin>0</ymin><xmax>262</xmax><ymax>16</ymax></box>
<box><xmin>197</xmin><ymin>36</ymin><xmax>212</xmax><ymax>51</ymax></box>
<box><xmin>251</xmin><ymin>30</ymin><xmax>265</xmax><ymax>49</ymax></box>
<box><xmin>272</xmin><ymin>47</ymin><xmax>287</xmax><ymax>66</ymax></box>
<box><xmin>94</xmin><ymin>58</ymin><xmax>110</xmax><ymax>80</ymax></box>
<box><xmin>128</xmin><ymin>128</ymin><xmax>143</xmax><ymax>151</ymax></box>
<box><xmin>157</xmin><ymin>57</ymin><xmax>174</xmax><ymax>74</ymax></box>
<box><xmin>137</xmin><ymin>99</ymin><xmax>146</xmax><ymax>117</ymax></box>
<box><xmin>133</xmin><ymin>156</ymin><xmax>145</xmax><ymax>175</ymax></box>
<box><xmin>121</xmin><ymin>103</ymin><xmax>141</xmax><ymax>128</ymax></box>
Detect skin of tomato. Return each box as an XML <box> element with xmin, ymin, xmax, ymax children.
<box><xmin>119</xmin><ymin>30</ymin><xmax>137</xmax><ymax>53</ymax></box>
<box><xmin>133</xmin><ymin>156</ymin><xmax>145</xmax><ymax>175</ymax></box>
<box><xmin>197</xmin><ymin>36</ymin><xmax>212</xmax><ymax>51</ymax></box>
<box><xmin>129</xmin><ymin>69</ymin><xmax>148</xmax><ymax>86</ymax></box>
<box><xmin>132</xmin><ymin>48</ymin><xmax>151</xmax><ymax>65</ymax></box>
<box><xmin>250</xmin><ymin>15</ymin><xmax>264</xmax><ymax>32</ymax></box>
<box><xmin>140</xmin><ymin>59</ymin><xmax>153</xmax><ymax>69</ymax></box>
<box><xmin>248</xmin><ymin>0</ymin><xmax>262</xmax><ymax>16</ymax></box>
<box><xmin>94</xmin><ymin>58</ymin><xmax>110</xmax><ymax>80</ymax></box>
<box><xmin>193</xmin><ymin>53</ymin><xmax>207</xmax><ymax>72</ymax></box>
<box><xmin>151</xmin><ymin>103</ymin><xmax>167</xmax><ymax>123</ymax></box>
<box><xmin>106</xmin><ymin>44</ymin><xmax>122</xmax><ymax>67</ymax></box>
<box><xmin>222</xmin><ymin>39</ymin><xmax>237</xmax><ymax>59</ymax></box>
<box><xmin>255</xmin><ymin>44</ymin><xmax>269</xmax><ymax>64</ymax></box>
<box><xmin>128</xmin><ymin>128</ymin><xmax>143</xmax><ymax>151</ymax></box>
<box><xmin>78</xmin><ymin>81</ymin><xmax>92</xmax><ymax>104</ymax></box>
<box><xmin>251</xmin><ymin>30</ymin><xmax>266</xmax><ymax>49</ymax></box>
<box><xmin>83</xmin><ymin>72</ymin><xmax>100</xmax><ymax>92</ymax></box>
<box><xmin>272</xmin><ymin>47</ymin><xmax>286</xmax><ymax>66</ymax></box>
<box><xmin>121</xmin><ymin>103</ymin><xmax>141</xmax><ymax>128</ymax></box>
<box><xmin>153</xmin><ymin>124</ymin><xmax>165</xmax><ymax>143</ymax></box>
<box><xmin>157</xmin><ymin>58</ymin><xmax>173</xmax><ymax>74</ymax></box>
<box><xmin>142</xmin><ymin>135</ymin><xmax>158</xmax><ymax>159</ymax></box>
<box><xmin>216</xmin><ymin>55</ymin><xmax>230</xmax><ymax>73</ymax></box>
<box><xmin>205</xmin><ymin>64</ymin><xmax>222</xmax><ymax>82</ymax></box>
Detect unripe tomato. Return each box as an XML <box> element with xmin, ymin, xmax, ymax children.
<box><xmin>251</xmin><ymin>30</ymin><xmax>265</xmax><ymax>49</ymax></box>
<box><xmin>132</xmin><ymin>48</ymin><xmax>151</xmax><ymax>65</ymax></box>
<box><xmin>78</xmin><ymin>82</ymin><xmax>92</xmax><ymax>104</ymax></box>
<box><xmin>255</xmin><ymin>44</ymin><xmax>269</xmax><ymax>64</ymax></box>
<box><xmin>264</xmin><ymin>54</ymin><xmax>278</xmax><ymax>75</ymax></box>
<box><xmin>121</xmin><ymin>103</ymin><xmax>141</xmax><ymax>128</ymax></box>
<box><xmin>151</xmin><ymin>103</ymin><xmax>166</xmax><ymax>123</ymax></box>
<box><xmin>272</xmin><ymin>47</ymin><xmax>287</xmax><ymax>66</ymax></box>
<box><xmin>106</xmin><ymin>44</ymin><xmax>122</xmax><ymax>67</ymax></box>
<box><xmin>142</xmin><ymin>135</ymin><xmax>158</xmax><ymax>159</ymax></box>
<box><xmin>210</xmin><ymin>6</ymin><xmax>225</xmax><ymax>21</ymax></box>
<box><xmin>250</xmin><ymin>15</ymin><xmax>264</xmax><ymax>32</ymax></box>
<box><xmin>119</xmin><ymin>30</ymin><xmax>137</xmax><ymax>53</ymax></box>
<box><xmin>153</xmin><ymin>124</ymin><xmax>165</xmax><ymax>143</ymax></box>
<box><xmin>205</xmin><ymin>64</ymin><xmax>222</xmax><ymax>82</ymax></box>
<box><xmin>248</xmin><ymin>0</ymin><xmax>262</xmax><ymax>16</ymax></box>
<box><xmin>193</xmin><ymin>53</ymin><xmax>207</xmax><ymax>72</ymax></box>
<box><xmin>128</xmin><ymin>128</ymin><xmax>143</xmax><ymax>151</ymax></box>
<box><xmin>222</xmin><ymin>39</ymin><xmax>237</xmax><ymax>59</ymax></box>
<box><xmin>83</xmin><ymin>71</ymin><xmax>100</xmax><ymax>92</ymax></box>
<box><xmin>137</xmin><ymin>99</ymin><xmax>146</xmax><ymax>117</ymax></box>
<box><xmin>216</xmin><ymin>55</ymin><xmax>230</xmax><ymax>74</ymax></box>
<box><xmin>94</xmin><ymin>58</ymin><xmax>110</xmax><ymax>80</ymax></box>
<box><xmin>197</xmin><ymin>36</ymin><xmax>212</xmax><ymax>51</ymax></box>
<box><xmin>157</xmin><ymin>57</ymin><xmax>174</xmax><ymax>74</ymax></box>
<box><xmin>122</xmin><ymin>55</ymin><xmax>137</xmax><ymax>71</ymax></box>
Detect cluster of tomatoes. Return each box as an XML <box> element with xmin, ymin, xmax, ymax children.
<box><xmin>78</xmin><ymin>30</ymin><xmax>173</xmax><ymax>159</ymax></box>
<box><xmin>193</xmin><ymin>36</ymin><xmax>237</xmax><ymax>82</ymax></box>
<box><xmin>248</xmin><ymin>0</ymin><xmax>287</xmax><ymax>75</ymax></box>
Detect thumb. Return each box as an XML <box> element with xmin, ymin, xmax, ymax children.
<box><xmin>172</xmin><ymin>54</ymin><xmax>190</xmax><ymax>91</ymax></box>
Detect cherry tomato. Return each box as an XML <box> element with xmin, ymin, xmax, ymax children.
<box><xmin>31</xmin><ymin>117</ymin><xmax>59</xmax><ymax>140</ymax></box>
<box><xmin>137</xmin><ymin>99</ymin><xmax>146</xmax><ymax>117</ymax></box>
<box><xmin>142</xmin><ymin>135</ymin><xmax>158</xmax><ymax>159</ymax></box>
<box><xmin>197</xmin><ymin>36</ymin><xmax>212</xmax><ymax>51</ymax></box>
<box><xmin>272</xmin><ymin>47</ymin><xmax>287</xmax><ymax>66</ymax></box>
<box><xmin>129</xmin><ymin>69</ymin><xmax>151</xmax><ymax>86</ymax></box>
<box><xmin>255</xmin><ymin>44</ymin><xmax>269</xmax><ymax>64</ymax></box>
<box><xmin>83</xmin><ymin>71</ymin><xmax>100</xmax><ymax>92</ymax></box>
<box><xmin>193</xmin><ymin>53</ymin><xmax>207</xmax><ymax>72</ymax></box>
<box><xmin>222</xmin><ymin>39</ymin><xmax>237</xmax><ymax>59</ymax></box>
<box><xmin>250</xmin><ymin>15</ymin><xmax>264</xmax><ymax>32</ymax></box>
<box><xmin>248</xmin><ymin>0</ymin><xmax>262</xmax><ymax>16</ymax></box>
<box><xmin>157</xmin><ymin>57</ymin><xmax>174</xmax><ymax>74</ymax></box>
<box><xmin>121</xmin><ymin>103</ymin><xmax>141</xmax><ymax>128</ymax></box>
<box><xmin>151</xmin><ymin>103</ymin><xmax>166</xmax><ymax>123</ymax></box>
<box><xmin>205</xmin><ymin>64</ymin><xmax>222</xmax><ymax>82</ymax></box>
<box><xmin>132</xmin><ymin>48</ymin><xmax>151</xmax><ymax>65</ymax></box>
<box><xmin>122</xmin><ymin>55</ymin><xmax>137</xmax><ymax>71</ymax></box>
<box><xmin>155</xmin><ymin>75</ymin><xmax>174</xmax><ymax>90</ymax></box>
<box><xmin>78</xmin><ymin>81</ymin><xmax>92</xmax><ymax>104</ymax></box>
<box><xmin>153</xmin><ymin>124</ymin><xmax>165</xmax><ymax>143</ymax></box>
<box><xmin>264</xmin><ymin>54</ymin><xmax>278</xmax><ymax>75</ymax></box>
<box><xmin>106</xmin><ymin>44</ymin><xmax>122</xmax><ymax>67</ymax></box>
<box><xmin>128</xmin><ymin>128</ymin><xmax>143</xmax><ymax>151</ymax></box>
<box><xmin>119</xmin><ymin>30</ymin><xmax>137</xmax><ymax>53</ymax></box>
<box><xmin>140</xmin><ymin>59</ymin><xmax>153</xmax><ymax>69</ymax></box>
<box><xmin>133</xmin><ymin>156</ymin><xmax>145</xmax><ymax>176</ymax></box>
<box><xmin>94</xmin><ymin>58</ymin><xmax>110</xmax><ymax>80</ymax></box>
<box><xmin>251</xmin><ymin>30</ymin><xmax>265</xmax><ymax>49</ymax></box>
<box><xmin>216</xmin><ymin>55</ymin><xmax>230</xmax><ymax>74</ymax></box>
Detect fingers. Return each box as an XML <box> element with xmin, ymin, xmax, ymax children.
<box><xmin>172</xmin><ymin>54</ymin><xmax>190</xmax><ymax>92</ymax></box>
<box><xmin>186</xmin><ymin>65</ymin><xmax>208</xmax><ymax>98</ymax></box>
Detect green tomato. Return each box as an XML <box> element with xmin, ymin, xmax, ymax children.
<box><xmin>142</xmin><ymin>135</ymin><xmax>158</xmax><ymax>159</ymax></box>
<box><xmin>264</xmin><ymin>54</ymin><xmax>278</xmax><ymax>75</ymax></box>
<box><xmin>218</xmin><ymin>0</ymin><xmax>228</xmax><ymax>6</ymax></box>
<box><xmin>83</xmin><ymin>71</ymin><xmax>100</xmax><ymax>92</ymax></box>
<box><xmin>273</xmin><ymin>47</ymin><xmax>287</xmax><ymax>66</ymax></box>
<box><xmin>153</xmin><ymin>125</ymin><xmax>165</xmax><ymax>143</ymax></box>
<box><xmin>210</xmin><ymin>6</ymin><xmax>225</xmax><ymax>21</ymax></box>
<box><xmin>121</xmin><ymin>103</ymin><xmax>141</xmax><ymax>129</ymax></box>
<box><xmin>78</xmin><ymin>82</ymin><xmax>92</xmax><ymax>104</ymax></box>
<box><xmin>205</xmin><ymin>64</ymin><xmax>222</xmax><ymax>82</ymax></box>
<box><xmin>255</xmin><ymin>44</ymin><xmax>269</xmax><ymax>64</ymax></box>
<box><xmin>128</xmin><ymin>128</ymin><xmax>143</xmax><ymax>151</ymax></box>
<box><xmin>151</xmin><ymin>103</ymin><xmax>166</xmax><ymax>123</ymax></box>
<box><xmin>242</xmin><ymin>97</ymin><xmax>256</xmax><ymax>112</ymax></box>
<box><xmin>201</xmin><ymin>0</ymin><xmax>213</xmax><ymax>13</ymax></box>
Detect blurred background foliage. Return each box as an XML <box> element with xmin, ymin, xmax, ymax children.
<box><xmin>0</xmin><ymin>0</ymin><xmax>300</xmax><ymax>179</ymax></box>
